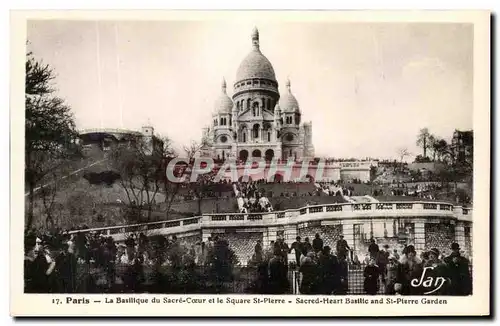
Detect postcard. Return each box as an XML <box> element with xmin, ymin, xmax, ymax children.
<box><xmin>10</xmin><ymin>10</ymin><xmax>490</xmax><ymax>317</ymax></box>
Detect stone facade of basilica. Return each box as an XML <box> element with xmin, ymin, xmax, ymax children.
<box><xmin>200</xmin><ymin>28</ymin><xmax>315</xmax><ymax>162</ymax></box>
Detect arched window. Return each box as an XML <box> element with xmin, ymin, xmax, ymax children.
<box><xmin>252</xmin><ymin>108</ymin><xmax>256</xmax><ymax>116</ymax></box>
<box><xmin>262</xmin><ymin>98</ymin><xmax>266</xmax><ymax>109</ymax></box>
<box><xmin>243</xmin><ymin>132</ymin><xmax>246</xmax><ymax>142</ymax></box>
<box><xmin>253</xmin><ymin>124</ymin><xmax>259</xmax><ymax>139</ymax></box>
<box><xmin>267</xmin><ymin>132</ymin><xmax>271</xmax><ymax>142</ymax></box>
<box><xmin>267</xmin><ymin>98</ymin><xmax>271</xmax><ymax>110</ymax></box>
<box><xmin>220</xmin><ymin>117</ymin><xmax>224</xmax><ymax>125</ymax></box>
<box><xmin>247</xmin><ymin>98</ymin><xmax>251</xmax><ymax>109</ymax></box>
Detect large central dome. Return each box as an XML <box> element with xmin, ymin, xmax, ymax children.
<box><xmin>235</xmin><ymin>28</ymin><xmax>277</xmax><ymax>82</ymax></box>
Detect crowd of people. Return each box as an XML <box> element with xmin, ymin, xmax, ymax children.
<box><xmin>246</xmin><ymin>234</ymin><xmax>472</xmax><ymax>296</ymax></box>
<box><xmin>234</xmin><ymin>182</ymin><xmax>273</xmax><ymax>213</ymax></box>
<box><xmin>24</xmin><ymin>224</ymin><xmax>472</xmax><ymax>296</ymax></box>
<box><xmin>315</xmin><ymin>182</ymin><xmax>354</xmax><ymax>197</ymax></box>
<box><xmin>23</xmin><ymin>228</ymin><xmax>238</xmax><ymax>294</ymax></box>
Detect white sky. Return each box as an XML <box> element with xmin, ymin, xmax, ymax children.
<box><xmin>27</xmin><ymin>20</ymin><xmax>473</xmax><ymax>159</ymax></box>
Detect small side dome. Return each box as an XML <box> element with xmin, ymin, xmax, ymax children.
<box><xmin>214</xmin><ymin>78</ymin><xmax>233</xmax><ymax>114</ymax></box>
<box><xmin>274</xmin><ymin>104</ymin><xmax>281</xmax><ymax>116</ymax></box>
<box><xmin>279</xmin><ymin>78</ymin><xmax>300</xmax><ymax>113</ymax></box>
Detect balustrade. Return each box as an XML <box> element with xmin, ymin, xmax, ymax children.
<box><xmin>423</xmin><ymin>203</ymin><xmax>438</xmax><ymax>210</ymax></box>
<box><xmin>376</xmin><ymin>203</ymin><xmax>393</xmax><ymax>210</ymax></box>
<box><xmin>229</xmin><ymin>215</ymin><xmax>245</xmax><ymax>221</ymax></box>
<box><xmin>309</xmin><ymin>206</ymin><xmax>323</xmax><ymax>214</ymax></box>
<box><xmin>326</xmin><ymin>205</ymin><xmax>342</xmax><ymax>212</ymax></box>
<box><xmin>70</xmin><ymin>201</ymin><xmax>472</xmax><ymax>237</ymax></box>
<box><xmin>211</xmin><ymin>215</ymin><xmax>227</xmax><ymax>221</ymax></box>
<box><xmin>247</xmin><ymin>214</ymin><xmax>263</xmax><ymax>221</ymax></box>
<box><xmin>396</xmin><ymin>203</ymin><xmax>413</xmax><ymax>210</ymax></box>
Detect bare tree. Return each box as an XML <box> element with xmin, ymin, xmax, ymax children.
<box><xmin>416</xmin><ymin>128</ymin><xmax>431</xmax><ymax>158</ymax></box>
<box><xmin>109</xmin><ymin>135</ymin><xmax>170</xmax><ymax>223</ymax></box>
<box><xmin>397</xmin><ymin>147</ymin><xmax>411</xmax><ymax>165</ymax></box>
<box><xmin>182</xmin><ymin>140</ymin><xmax>215</xmax><ymax>216</ymax></box>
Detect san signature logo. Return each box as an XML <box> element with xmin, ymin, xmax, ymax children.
<box><xmin>410</xmin><ymin>266</ymin><xmax>447</xmax><ymax>295</ymax></box>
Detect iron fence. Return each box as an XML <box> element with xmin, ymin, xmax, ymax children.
<box><xmin>27</xmin><ymin>261</ymin><xmax>473</xmax><ymax>295</ymax></box>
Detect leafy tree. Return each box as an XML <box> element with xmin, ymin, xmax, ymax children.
<box><xmin>432</xmin><ymin>138</ymin><xmax>449</xmax><ymax>162</ymax></box>
<box><xmin>25</xmin><ymin>51</ymin><xmax>80</xmax><ymax>229</ymax></box>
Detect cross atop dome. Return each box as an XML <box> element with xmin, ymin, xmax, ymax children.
<box><xmin>251</xmin><ymin>27</ymin><xmax>260</xmax><ymax>51</ymax></box>
<box><xmin>286</xmin><ymin>77</ymin><xmax>291</xmax><ymax>91</ymax></box>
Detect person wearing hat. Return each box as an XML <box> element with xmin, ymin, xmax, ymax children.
<box><xmin>445</xmin><ymin>243</ymin><xmax>472</xmax><ymax>295</ymax></box>
<box><xmin>422</xmin><ymin>248</ymin><xmax>450</xmax><ymax>295</ymax></box>
<box><xmin>363</xmin><ymin>258</ymin><xmax>381</xmax><ymax>295</ymax></box>
<box><xmin>394</xmin><ymin>244</ymin><xmax>423</xmax><ymax>295</ymax></box>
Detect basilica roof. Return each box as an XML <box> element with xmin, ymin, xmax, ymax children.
<box><xmin>235</xmin><ymin>27</ymin><xmax>277</xmax><ymax>82</ymax></box>
<box><xmin>214</xmin><ymin>78</ymin><xmax>233</xmax><ymax>114</ymax></box>
<box><xmin>280</xmin><ymin>79</ymin><xmax>300</xmax><ymax>113</ymax></box>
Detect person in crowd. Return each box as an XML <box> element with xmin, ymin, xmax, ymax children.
<box><xmin>378</xmin><ymin>244</ymin><xmax>390</xmax><ymax>283</ymax></box>
<box><xmin>24</xmin><ymin>234</ymin><xmax>40</xmax><ymax>293</ymax></box>
<box><xmin>299</xmin><ymin>251</ymin><xmax>319</xmax><ymax>294</ymax></box>
<box><xmin>385</xmin><ymin>256</ymin><xmax>399</xmax><ymax>294</ymax></box>
<box><xmin>274</xmin><ymin>236</ymin><xmax>289</xmax><ymax>265</ymax></box>
<box><xmin>422</xmin><ymin>248</ymin><xmax>450</xmax><ymax>295</ymax></box>
<box><xmin>290</xmin><ymin>236</ymin><xmax>303</xmax><ymax>267</ymax></box>
<box><xmin>302</xmin><ymin>237</ymin><xmax>313</xmax><ymax>256</ymax></box>
<box><xmin>394</xmin><ymin>245</ymin><xmax>423</xmax><ymax>295</ymax></box>
<box><xmin>363</xmin><ymin>258</ymin><xmax>380</xmax><ymax>295</ymax></box>
<box><xmin>394</xmin><ymin>282</ymin><xmax>403</xmax><ymax>295</ymax></box>
<box><xmin>444</xmin><ymin>243</ymin><xmax>472</xmax><ymax>296</ymax></box>
<box><xmin>254</xmin><ymin>239</ymin><xmax>263</xmax><ymax>262</ymax></box>
<box><xmin>368</xmin><ymin>238</ymin><xmax>380</xmax><ymax>259</ymax></box>
<box><xmin>54</xmin><ymin>242</ymin><xmax>78</xmax><ymax>293</ymax></box>
<box><xmin>392</xmin><ymin>249</ymin><xmax>400</xmax><ymax>261</ymax></box>
<box><xmin>194</xmin><ymin>241</ymin><xmax>203</xmax><ymax>265</ymax></box>
<box><xmin>335</xmin><ymin>235</ymin><xmax>350</xmax><ymax>261</ymax></box>
<box><xmin>420</xmin><ymin>251</ymin><xmax>430</xmax><ymax>266</ymax></box>
<box><xmin>318</xmin><ymin>246</ymin><xmax>340</xmax><ymax>294</ymax></box>
<box><xmin>266</xmin><ymin>241</ymin><xmax>276</xmax><ymax>262</ymax></box>
<box><xmin>268</xmin><ymin>248</ymin><xmax>289</xmax><ymax>294</ymax></box>
<box><xmin>312</xmin><ymin>233</ymin><xmax>324</xmax><ymax>253</ymax></box>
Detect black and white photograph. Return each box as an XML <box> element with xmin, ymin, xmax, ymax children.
<box><xmin>11</xmin><ymin>10</ymin><xmax>490</xmax><ymax>317</ymax></box>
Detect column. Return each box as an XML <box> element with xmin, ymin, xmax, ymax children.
<box><xmin>413</xmin><ymin>219</ymin><xmax>426</xmax><ymax>252</ymax></box>
<box><xmin>455</xmin><ymin>221</ymin><xmax>466</xmax><ymax>252</ymax></box>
